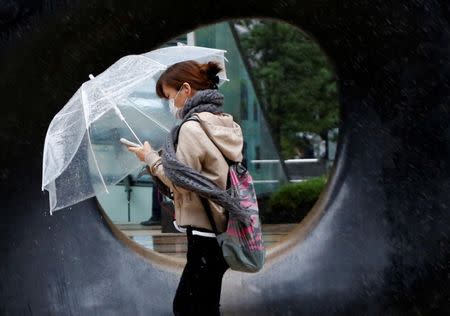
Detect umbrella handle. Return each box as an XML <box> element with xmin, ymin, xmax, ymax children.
<box><xmin>110</xmin><ymin>102</ymin><xmax>143</xmax><ymax>146</ymax></box>
<box><xmin>88</xmin><ymin>73</ymin><xmax>143</xmax><ymax>146</ymax></box>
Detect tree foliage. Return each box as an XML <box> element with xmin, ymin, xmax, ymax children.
<box><xmin>235</xmin><ymin>20</ymin><xmax>339</xmax><ymax>158</ymax></box>
<box><xmin>267</xmin><ymin>176</ymin><xmax>327</xmax><ymax>223</ymax></box>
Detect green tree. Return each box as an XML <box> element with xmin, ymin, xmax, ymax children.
<box><xmin>235</xmin><ymin>20</ymin><xmax>339</xmax><ymax>158</ymax></box>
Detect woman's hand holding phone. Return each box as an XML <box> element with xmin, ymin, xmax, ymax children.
<box><xmin>120</xmin><ymin>138</ymin><xmax>141</xmax><ymax>148</ymax></box>
<box><xmin>124</xmin><ymin>139</ymin><xmax>155</xmax><ymax>162</ymax></box>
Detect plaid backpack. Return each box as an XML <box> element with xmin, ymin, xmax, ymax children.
<box><xmin>183</xmin><ymin>116</ymin><xmax>265</xmax><ymax>273</ymax></box>
<box><xmin>201</xmin><ymin>162</ymin><xmax>265</xmax><ymax>273</ymax></box>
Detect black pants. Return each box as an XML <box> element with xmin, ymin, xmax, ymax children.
<box><xmin>173</xmin><ymin>227</ymin><xmax>229</xmax><ymax>316</ymax></box>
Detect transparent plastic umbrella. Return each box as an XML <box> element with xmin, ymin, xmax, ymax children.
<box><xmin>42</xmin><ymin>44</ymin><xmax>228</xmax><ymax>214</ymax></box>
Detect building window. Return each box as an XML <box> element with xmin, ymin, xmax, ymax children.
<box><xmin>253</xmin><ymin>100</ymin><xmax>258</xmax><ymax>121</ymax></box>
<box><xmin>242</xmin><ymin>140</ymin><xmax>248</xmax><ymax>168</ymax></box>
<box><xmin>240</xmin><ymin>81</ymin><xmax>248</xmax><ymax>120</ymax></box>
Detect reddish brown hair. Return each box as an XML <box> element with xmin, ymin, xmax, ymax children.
<box><xmin>156</xmin><ymin>60</ymin><xmax>222</xmax><ymax>98</ymax></box>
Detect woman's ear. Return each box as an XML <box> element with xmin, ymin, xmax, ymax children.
<box><xmin>183</xmin><ymin>82</ymin><xmax>193</xmax><ymax>96</ymax></box>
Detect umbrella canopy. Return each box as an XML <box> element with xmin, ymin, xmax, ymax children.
<box><xmin>42</xmin><ymin>44</ymin><xmax>228</xmax><ymax>213</ymax></box>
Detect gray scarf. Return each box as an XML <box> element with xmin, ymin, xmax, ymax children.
<box><xmin>160</xmin><ymin>89</ymin><xmax>250</xmax><ymax>224</ymax></box>
<box><xmin>180</xmin><ymin>88</ymin><xmax>224</xmax><ymax>119</ymax></box>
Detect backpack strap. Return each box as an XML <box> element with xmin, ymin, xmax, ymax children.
<box><xmin>174</xmin><ymin>115</ymin><xmax>200</xmax><ymax>146</ymax></box>
<box><xmin>199</xmin><ymin>197</ymin><xmax>220</xmax><ymax>236</ymax></box>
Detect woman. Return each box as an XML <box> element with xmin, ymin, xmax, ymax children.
<box><xmin>128</xmin><ymin>60</ymin><xmax>244</xmax><ymax>315</ymax></box>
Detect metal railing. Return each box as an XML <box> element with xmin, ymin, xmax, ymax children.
<box><xmin>250</xmin><ymin>158</ymin><xmax>324</xmax><ymax>183</ymax></box>
<box><xmin>250</xmin><ymin>158</ymin><xmax>319</xmax><ymax>164</ymax></box>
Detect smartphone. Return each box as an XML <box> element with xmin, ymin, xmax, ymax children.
<box><xmin>120</xmin><ymin>138</ymin><xmax>141</xmax><ymax>148</ymax></box>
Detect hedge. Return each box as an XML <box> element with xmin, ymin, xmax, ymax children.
<box><xmin>264</xmin><ymin>176</ymin><xmax>327</xmax><ymax>223</ymax></box>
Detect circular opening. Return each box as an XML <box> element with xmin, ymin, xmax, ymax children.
<box><xmin>95</xmin><ymin>18</ymin><xmax>339</xmax><ymax>263</ymax></box>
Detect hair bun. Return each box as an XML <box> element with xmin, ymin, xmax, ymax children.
<box><xmin>201</xmin><ymin>61</ymin><xmax>222</xmax><ymax>89</ymax></box>
<box><xmin>205</xmin><ymin>61</ymin><xmax>222</xmax><ymax>78</ymax></box>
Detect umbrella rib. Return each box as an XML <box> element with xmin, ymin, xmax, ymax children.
<box><xmin>42</xmin><ymin>103</ymin><xmax>87</xmax><ymax>190</ymax></box>
<box><xmin>138</xmin><ymin>54</ymin><xmax>168</xmax><ymax>69</ymax></box>
<box><xmin>87</xmin><ymin>67</ymin><xmax>164</xmax><ymax>116</ymax></box>
<box><xmin>86</xmin><ymin>72</ymin><xmax>145</xmax><ymax>147</ymax></box>
<box><xmin>121</xmin><ymin>114</ymin><xmax>144</xmax><ymax>146</ymax></box>
<box><xmin>124</xmin><ymin>98</ymin><xmax>170</xmax><ymax>132</ymax></box>
<box><xmin>55</xmin><ymin>108</ymin><xmax>81</xmax><ymax>118</ymax></box>
<box><xmin>93</xmin><ymin>85</ymin><xmax>145</xmax><ymax>147</ymax></box>
<box><xmin>81</xmin><ymin>83</ymin><xmax>110</xmax><ymax>194</ymax></box>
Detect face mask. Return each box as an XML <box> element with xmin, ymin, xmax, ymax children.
<box><xmin>168</xmin><ymin>86</ymin><xmax>184</xmax><ymax>118</ymax></box>
<box><xmin>168</xmin><ymin>99</ymin><xmax>181</xmax><ymax>118</ymax></box>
